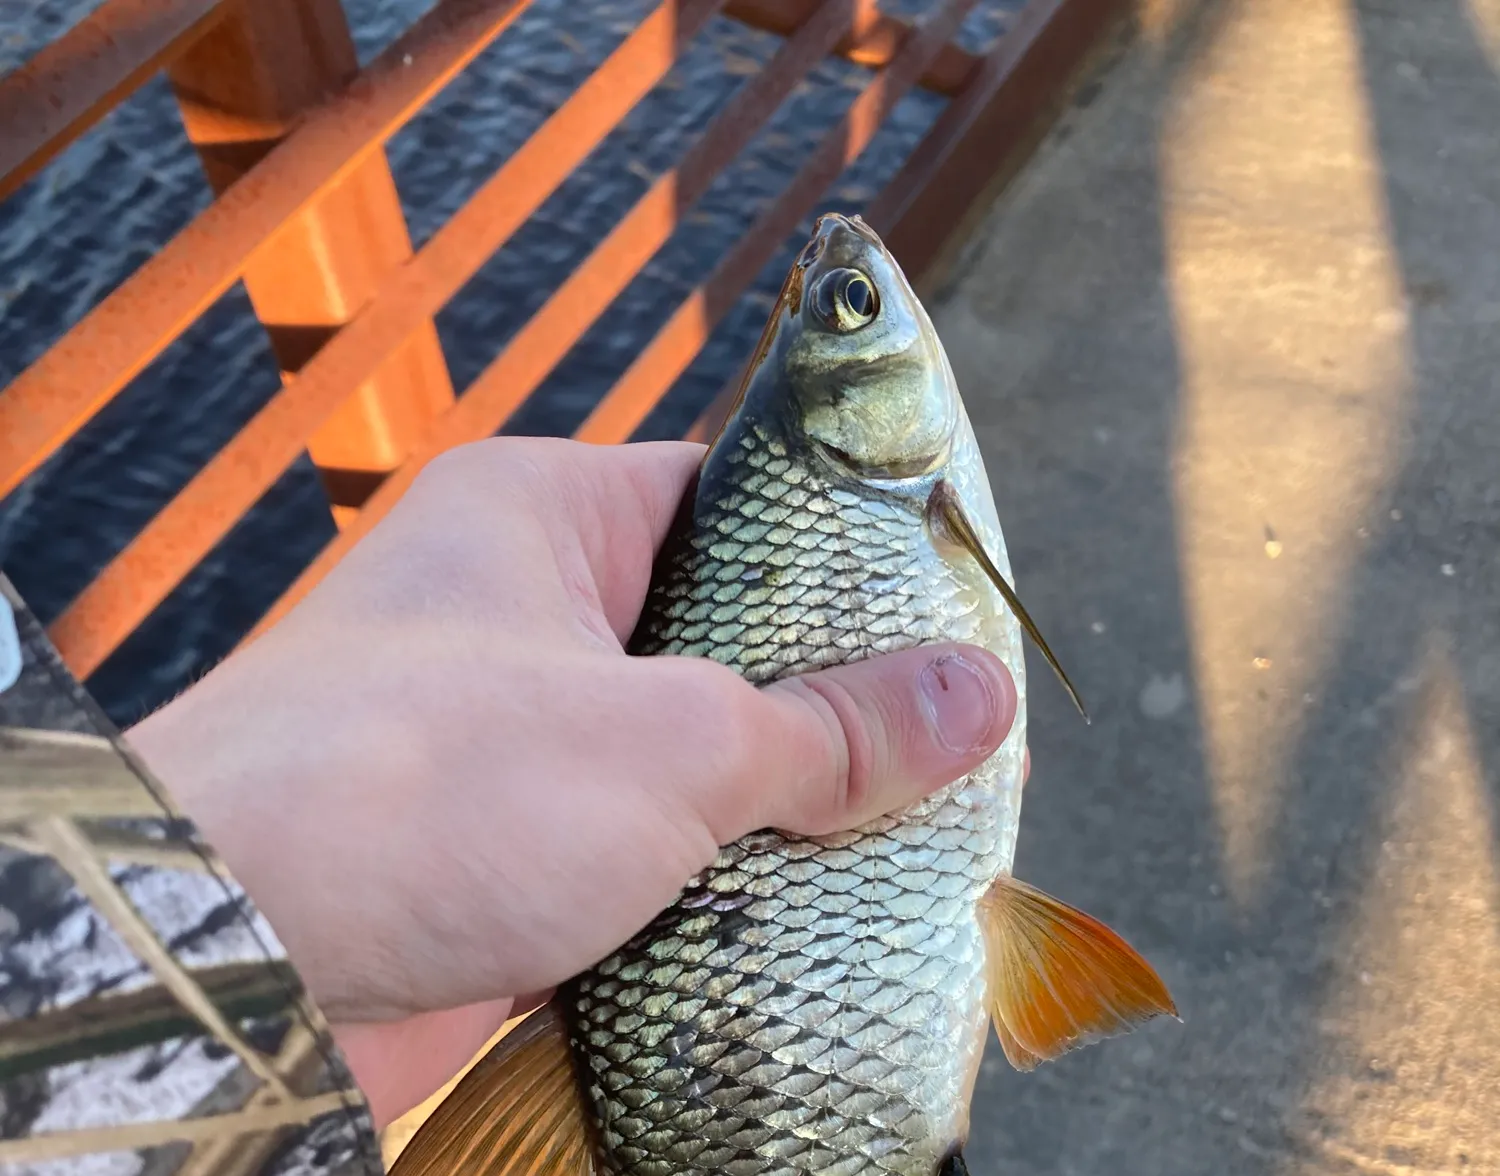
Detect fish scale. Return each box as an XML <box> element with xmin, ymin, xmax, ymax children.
<box><xmin>564</xmin><ymin>408</ymin><xmax>1023</xmax><ymax>1176</ymax></box>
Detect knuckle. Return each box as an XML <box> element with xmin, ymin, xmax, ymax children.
<box><xmin>417</xmin><ymin>437</ymin><xmax>566</xmax><ymax>504</ymax></box>
<box><xmin>786</xmin><ymin>674</ymin><xmax>876</xmax><ymax>827</ymax></box>
<box><xmin>701</xmin><ymin>666</ymin><xmax>762</xmax><ymax>776</ymax></box>
<box><xmin>646</xmin><ymin>658</ymin><xmax>766</xmax><ymax>837</ymax></box>
<box><xmin>416</xmin><ymin>439</ymin><xmax>498</xmax><ymax>490</ymax></box>
<box><xmin>661</xmin><ymin>659</ymin><xmax>757</xmax><ymax>772</ymax></box>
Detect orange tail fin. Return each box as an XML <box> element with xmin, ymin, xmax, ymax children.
<box><xmin>978</xmin><ymin>875</ymin><xmax>1179</xmax><ymax>1071</ymax></box>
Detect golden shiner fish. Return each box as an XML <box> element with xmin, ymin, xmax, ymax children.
<box><xmin>393</xmin><ymin>214</ymin><xmax>1177</xmax><ymax>1176</ymax></box>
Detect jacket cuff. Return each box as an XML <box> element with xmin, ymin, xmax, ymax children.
<box><xmin>0</xmin><ymin>574</ymin><xmax>382</xmax><ymax>1175</ymax></box>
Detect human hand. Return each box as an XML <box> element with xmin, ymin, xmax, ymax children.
<box><xmin>127</xmin><ymin>438</ymin><xmax>1019</xmax><ymax>1127</ymax></box>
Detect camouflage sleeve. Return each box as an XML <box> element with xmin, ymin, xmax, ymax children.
<box><xmin>0</xmin><ymin>575</ymin><xmax>383</xmax><ymax>1175</ymax></box>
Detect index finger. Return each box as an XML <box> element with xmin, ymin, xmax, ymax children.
<box><xmin>498</xmin><ymin>437</ymin><xmax>706</xmax><ymax>641</ymax></box>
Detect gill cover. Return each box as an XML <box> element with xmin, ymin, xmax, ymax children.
<box><xmin>786</xmin><ymin>213</ymin><xmax>958</xmax><ymax>479</ymax></box>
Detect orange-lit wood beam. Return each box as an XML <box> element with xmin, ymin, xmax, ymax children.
<box><xmin>724</xmin><ymin>0</ymin><xmax>980</xmax><ymax>96</ymax></box>
<box><xmin>244</xmin><ymin>0</ymin><xmax>980</xmax><ymax>644</ymax></box>
<box><xmin>167</xmin><ymin>0</ymin><xmax>455</xmax><ymax>525</ymax></box>
<box><xmin>0</xmin><ymin>0</ymin><xmax>537</xmax><ymax>503</ymax></box>
<box><xmin>46</xmin><ymin>0</ymin><xmax>733</xmax><ymax>677</ymax></box>
<box><xmin>0</xmin><ymin>0</ymin><xmax>231</xmax><ymax>203</ymax></box>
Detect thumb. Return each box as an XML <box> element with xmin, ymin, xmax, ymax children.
<box><xmin>690</xmin><ymin>643</ymin><xmax>1018</xmax><ymax>841</ymax></box>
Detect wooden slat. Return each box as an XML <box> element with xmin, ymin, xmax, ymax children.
<box><xmin>245</xmin><ymin>0</ymin><xmax>981</xmax><ymax>642</ymax></box>
<box><xmin>0</xmin><ymin>0</ymin><xmax>231</xmax><ymax>203</ymax></box>
<box><xmin>575</xmin><ymin>0</ymin><xmax>981</xmax><ymax>444</ymax></box>
<box><xmin>13</xmin><ymin>0</ymin><xmax>1123</xmax><ymax>680</ymax></box>
<box><xmin>461</xmin><ymin>0</ymin><xmax>889</xmax><ymax>449</ymax></box>
<box><xmin>46</xmin><ymin>0</ymin><xmax>731</xmax><ymax>678</ymax></box>
<box><xmin>166</xmin><ymin>0</ymin><xmax>459</xmax><ymax>523</ymax></box>
<box><xmin>689</xmin><ymin>0</ymin><xmax>1126</xmax><ymax>442</ymax></box>
<box><xmin>724</xmin><ymin>0</ymin><xmax>981</xmax><ymax>95</ymax></box>
<box><xmin>0</xmin><ymin>0</ymin><xmax>538</xmax><ymax>502</ymax></box>
<box><xmin>873</xmin><ymin>0</ymin><xmax>1128</xmax><ymax>285</ymax></box>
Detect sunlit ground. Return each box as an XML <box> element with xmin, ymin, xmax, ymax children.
<box><xmin>935</xmin><ymin>0</ymin><xmax>1500</xmax><ymax>1170</ymax></box>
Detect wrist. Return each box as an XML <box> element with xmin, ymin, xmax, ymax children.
<box><xmin>126</xmin><ymin>657</ymin><xmax>344</xmax><ymax>1011</ymax></box>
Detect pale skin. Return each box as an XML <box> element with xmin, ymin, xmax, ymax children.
<box><xmin>128</xmin><ymin>437</ymin><xmax>1028</xmax><ymax>1129</ymax></box>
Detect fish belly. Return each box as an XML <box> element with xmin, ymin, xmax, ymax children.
<box><xmin>572</xmin><ymin>430</ymin><xmax>1025</xmax><ymax>1176</ymax></box>
<box><xmin>566</xmin><ymin>808</ymin><xmax>1000</xmax><ymax>1176</ymax></box>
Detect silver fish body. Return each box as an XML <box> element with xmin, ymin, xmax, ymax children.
<box><xmin>562</xmin><ymin>217</ymin><xmax>1026</xmax><ymax>1176</ymax></box>
<box><xmin>391</xmin><ymin>214</ymin><xmax>1173</xmax><ymax>1176</ymax></box>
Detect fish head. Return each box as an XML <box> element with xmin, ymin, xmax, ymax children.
<box><xmin>779</xmin><ymin>213</ymin><xmax>961</xmax><ymax>481</ymax></box>
<box><xmin>707</xmin><ymin>214</ymin><xmax>1092</xmax><ymax>722</ymax></box>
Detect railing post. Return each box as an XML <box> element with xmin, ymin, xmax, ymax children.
<box><xmin>167</xmin><ymin>0</ymin><xmax>455</xmax><ymax>526</ymax></box>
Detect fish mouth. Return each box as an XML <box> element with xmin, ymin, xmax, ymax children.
<box><xmin>811</xmin><ymin>438</ymin><xmax>948</xmax><ymax>482</ymax></box>
<box><xmin>812</xmin><ymin>211</ymin><xmax>885</xmax><ymax>249</ymax></box>
<box><xmin>803</xmin><ymin>213</ymin><xmax>887</xmax><ymax>276</ymax></box>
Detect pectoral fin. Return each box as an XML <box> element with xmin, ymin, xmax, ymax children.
<box><xmin>978</xmin><ymin>875</ymin><xmax>1178</xmax><ymax>1072</ymax></box>
<box><xmin>389</xmin><ymin>1003</ymin><xmax>595</xmax><ymax>1176</ymax></box>
<box><xmin>926</xmin><ymin>480</ymin><xmax>1089</xmax><ymax>722</ymax></box>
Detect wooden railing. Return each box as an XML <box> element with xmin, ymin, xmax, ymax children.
<box><xmin>0</xmin><ymin>0</ymin><xmax>1125</xmax><ymax>681</ymax></box>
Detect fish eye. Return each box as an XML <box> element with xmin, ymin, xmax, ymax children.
<box><xmin>812</xmin><ymin>268</ymin><xmax>880</xmax><ymax>332</ymax></box>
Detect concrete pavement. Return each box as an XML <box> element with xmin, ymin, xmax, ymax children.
<box><xmin>938</xmin><ymin>0</ymin><xmax>1500</xmax><ymax>1172</ymax></box>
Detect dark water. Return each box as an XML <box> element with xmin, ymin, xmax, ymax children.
<box><xmin>0</xmin><ymin>0</ymin><xmax>1019</xmax><ymax>726</ymax></box>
